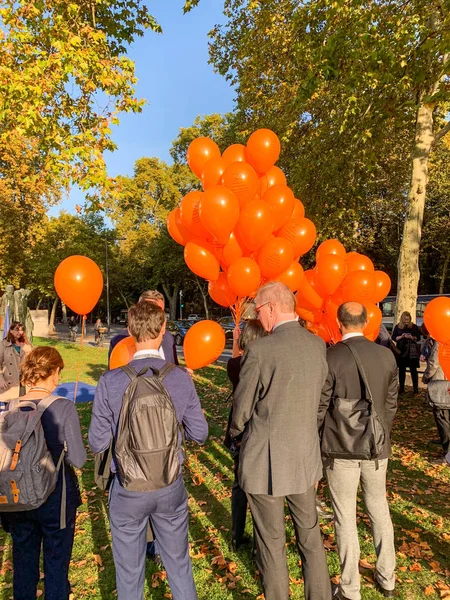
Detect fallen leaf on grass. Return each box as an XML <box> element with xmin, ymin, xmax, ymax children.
<box><xmin>424</xmin><ymin>585</ymin><xmax>435</xmax><ymax>596</ymax></box>
<box><xmin>409</xmin><ymin>563</ymin><xmax>422</xmax><ymax>572</ymax></box>
<box><xmin>85</xmin><ymin>576</ymin><xmax>96</xmax><ymax>585</ymax></box>
<box><xmin>359</xmin><ymin>558</ymin><xmax>375</xmax><ymax>571</ymax></box>
<box><xmin>93</xmin><ymin>554</ymin><xmax>103</xmax><ymax>567</ymax></box>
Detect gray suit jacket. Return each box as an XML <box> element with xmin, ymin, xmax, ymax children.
<box><xmin>423</xmin><ymin>340</ymin><xmax>445</xmax><ymax>382</ymax></box>
<box><xmin>230</xmin><ymin>321</ymin><xmax>328</xmax><ymax>496</ymax></box>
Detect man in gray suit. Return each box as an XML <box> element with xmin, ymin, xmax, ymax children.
<box><xmin>230</xmin><ymin>281</ymin><xmax>331</xmax><ymax>600</ymax></box>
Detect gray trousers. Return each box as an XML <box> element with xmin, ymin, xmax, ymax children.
<box><xmin>109</xmin><ymin>475</ymin><xmax>197</xmax><ymax>600</ymax></box>
<box><xmin>326</xmin><ymin>459</ymin><xmax>396</xmax><ymax>600</ymax></box>
<box><xmin>247</xmin><ymin>485</ymin><xmax>331</xmax><ymax>600</ymax></box>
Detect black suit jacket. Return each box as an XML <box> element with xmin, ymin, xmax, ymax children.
<box><xmin>318</xmin><ymin>335</ymin><xmax>398</xmax><ymax>459</ymax></box>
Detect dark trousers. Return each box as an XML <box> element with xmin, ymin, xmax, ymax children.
<box><xmin>247</xmin><ymin>485</ymin><xmax>331</xmax><ymax>600</ymax></box>
<box><xmin>7</xmin><ymin>504</ymin><xmax>77</xmax><ymax>600</ymax></box>
<box><xmin>398</xmin><ymin>363</ymin><xmax>418</xmax><ymax>393</ymax></box>
<box><xmin>232</xmin><ymin>454</ymin><xmax>248</xmax><ymax>545</ymax></box>
<box><xmin>109</xmin><ymin>475</ymin><xmax>197</xmax><ymax>600</ymax></box>
<box><xmin>433</xmin><ymin>407</ymin><xmax>450</xmax><ymax>454</ymax></box>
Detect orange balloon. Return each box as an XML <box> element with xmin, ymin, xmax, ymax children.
<box><xmin>340</xmin><ymin>271</ymin><xmax>376</xmax><ymax>304</ymax></box>
<box><xmin>296</xmin><ymin>304</ymin><xmax>322</xmax><ymax>324</ymax></box>
<box><xmin>316</xmin><ymin>254</ymin><xmax>347</xmax><ymax>296</ymax></box>
<box><xmin>246</xmin><ymin>129</ymin><xmax>281</xmax><ymax>175</ymax></box>
<box><xmin>54</xmin><ymin>255</ymin><xmax>103</xmax><ymax>316</ymax></box>
<box><xmin>109</xmin><ymin>336</ymin><xmax>136</xmax><ymax>370</ymax></box>
<box><xmin>296</xmin><ymin>276</ymin><xmax>324</xmax><ymax>310</ymax></box>
<box><xmin>220</xmin><ymin>232</ymin><xmax>243</xmax><ymax>268</ymax></box>
<box><xmin>291</xmin><ymin>198</ymin><xmax>305</xmax><ymax>220</ymax></box>
<box><xmin>322</xmin><ymin>312</ymin><xmax>342</xmax><ymax>343</ymax></box>
<box><xmin>227</xmin><ymin>257</ymin><xmax>261</xmax><ymax>297</ymax></box>
<box><xmin>236</xmin><ymin>198</ymin><xmax>274</xmax><ymax>251</ymax></box>
<box><xmin>373</xmin><ymin>271</ymin><xmax>392</xmax><ymax>303</ymax></box>
<box><xmin>363</xmin><ymin>303</ymin><xmax>382</xmax><ymax>341</ymax></box>
<box><xmin>259</xmin><ymin>166</ymin><xmax>287</xmax><ymax>197</ymax></box>
<box><xmin>438</xmin><ymin>343</ymin><xmax>450</xmax><ymax>379</ymax></box>
<box><xmin>200</xmin><ymin>186</ymin><xmax>240</xmax><ymax>245</ymax></box>
<box><xmin>167</xmin><ymin>208</ymin><xmax>192</xmax><ymax>246</ymax></box>
<box><xmin>262</xmin><ymin>185</ymin><xmax>295</xmax><ymax>231</ymax></box>
<box><xmin>305</xmin><ymin>268</ymin><xmax>328</xmax><ymax>301</ymax></box>
<box><xmin>201</xmin><ymin>157</ymin><xmax>226</xmax><ymax>190</ymax></box>
<box><xmin>346</xmin><ymin>252</ymin><xmax>374</xmax><ymax>273</ymax></box>
<box><xmin>208</xmin><ymin>273</ymin><xmax>238</xmax><ymax>307</ymax></box>
<box><xmin>222</xmin><ymin>144</ymin><xmax>247</xmax><ymax>168</ymax></box>
<box><xmin>180</xmin><ymin>191</ymin><xmax>209</xmax><ymax>239</ymax></box>
<box><xmin>276</xmin><ymin>262</ymin><xmax>305</xmax><ymax>292</ymax></box>
<box><xmin>222</xmin><ymin>161</ymin><xmax>259</xmax><ymax>207</ymax></box>
<box><xmin>324</xmin><ymin>298</ymin><xmax>339</xmax><ymax>323</ymax></box>
<box><xmin>316</xmin><ymin>239</ymin><xmax>346</xmax><ymax>262</ymax></box>
<box><xmin>424</xmin><ymin>297</ymin><xmax>450</xmax><ymax>344</ymax></box>
<box><xmin>187</xmin><ymin>137</ymin><xmax>221</xmax><ymax>178</ymax></box>
<box><xmin>184</xmin><ymin>239</ymin><xmax>220</xmax><ymax>281</ymax></box>
<box><xmin>278</xmin><ymin>217</ymin><xmax>317</xmax><ymax>257</ymax></box>
<box><xmin>184</xmin><ymin>320</ymin><xmax>226</xmax><ymax>370</ymax></box>
<box><xmin>258</xmin><ymin>237</ymin><xmax>294</xmax><ymax>279</ymax></box>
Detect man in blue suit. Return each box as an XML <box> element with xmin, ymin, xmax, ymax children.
<box><xmin>89</xmin><ymin>301</ymin><xmax>208</xmax><ymax>600</ymax></box>
<box><xmin>109</xmin><ymin>290</ymin><xmax>178</xmax><ymax>366</ymax></box>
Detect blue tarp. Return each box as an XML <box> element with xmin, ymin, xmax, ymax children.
<box><xmin>54</xmin><ymin>381</ymin><xmax>96</xmax><ymax>404</ymax></box>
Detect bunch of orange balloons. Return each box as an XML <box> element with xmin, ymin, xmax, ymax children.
<box><xmin>167</xmin><ymin>128</ymin><xmax>392</xmax><ymax>350</ymax></box>
<box><xmin>424</xmin><ymin>297</ymin><xmax>450</xmax><ymax>380</ymax></box>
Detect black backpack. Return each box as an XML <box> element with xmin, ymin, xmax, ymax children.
<box><xmin>114</xmin><ymin>363</ymin><xmax>182</xmax><ymax>492</ymax></box>
<box><xmin>321</xmin><ymin>342</ymin><xmax>386</xmax><ymax>461</ymax></box>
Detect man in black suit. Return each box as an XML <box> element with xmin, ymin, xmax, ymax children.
<box><xmin>318</xmin><ymin>302</ymin><xmax>398</xmax><ymax>600</ymax></box>
<box><xmin>108</xmin><ymin>290</ymin><xmax>178</xmax><ymax>366</ymax></box>
<box><xmin>231</xmin><ymin>281</ymin><xmax>331</xmax><ymax>600</ymax></box>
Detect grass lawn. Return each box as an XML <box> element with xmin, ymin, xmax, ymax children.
<box><xmin>0</xmin><ymin>338</ymin><xmax>449</xmax><ymax>599</ymax></box>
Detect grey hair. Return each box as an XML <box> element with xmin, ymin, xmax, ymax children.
<box><xmin>256</xmin><ymin>281</ymin><xmax>295</xmax><ymax>312</ymax></box>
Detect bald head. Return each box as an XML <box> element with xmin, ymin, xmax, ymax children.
<box><xmin>337</xmin><ymin>302</ymin><xmax>367</xmax><ymax>333</ymax></box>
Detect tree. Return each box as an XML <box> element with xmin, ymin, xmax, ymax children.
<box><xmin>207</xmin><ymin>0</ymin><xmax>450</xmax><ymax>319</ymax></box>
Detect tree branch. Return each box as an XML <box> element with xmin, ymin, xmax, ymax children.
<box><xmin>435</xmin><ymin>120</ymin><xmax>450</xmax><ymax>142</ymax></box>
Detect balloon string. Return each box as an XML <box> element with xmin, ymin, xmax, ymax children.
<box><xmin>73</xmin><ymin>315</ymin><xmax>86</xmax><ymax>403</ymax></box>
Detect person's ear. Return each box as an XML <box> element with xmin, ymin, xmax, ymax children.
<box><xmin>161</xmin><ymin>321</ymin><xmax>166</xmax><ymax>335</ymax></box>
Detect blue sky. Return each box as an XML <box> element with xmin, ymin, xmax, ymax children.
<box><xmin>51</xmin><ymin>0</ymin><xmax>235</xmax><ymax>216</ymax></box>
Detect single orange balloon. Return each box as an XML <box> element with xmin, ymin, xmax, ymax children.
<box><xmin>222</xmin><ymin>161</ymin><xmax>259</xmax><ymax>207</ymax></box>
<box><xmin>296</xmin><ymin>277</ymin><xmax>324</xmax><ymax>310</ymax></box>
<box><xmin>222</xmin><ymin>144</ymin><xmax>247</xmax><ymax>168</ymax></box>
<box><xmin>262</xmin><ymin>185</ymin><xmax>295</xmax><ymax>231</ymax></box>
<box><xmin>275</xmin><ymin>261</ymin><xmax>304</xmax><ymax>292</ymax></box>
<box><xmin>201</xmin><ymin>157</ymin><xmax>226</xmax><ymax>190</ymax></box>
<box><xmin>109</xmin><ymin>336</ymin><xmax>136</xmax><ymax>370</ymax></box>
<box><xmin>373</xmin><ymin>271</ymin><xmax>391</xmax><ymax>303</ymax></box>
<box><xmin>187</xmin><ymin>137</ymin><xmax>221</xmax><ymax>178</ymax></box>
<box><xmin>424</xmin><ymin>297</ymin><xmax>450</xmax><ymax>344</ymax></box>
<box><xmin>259</xmin><ymin>166</ymin><xmax>287</xmax><ymax>197</ymax></box>
<box><xmin>184</xmin><ymin>320</ymin><xmax>226</xmax><ymax>370</ymax></box>
<box><xmin>305</xmin><ymin>268</ymin><xmax>328</xmax><ymax>301</ymax></box>
<box><xmin>324</xmin><ymin>298</ymin><xmax>339</xmax><ymax>322</ymax></box>
<box><xmin>227</xmin><ymin>257</ymin><xmax>261</xmax><ymax>297</ymax></box>
<box><xmin>208</xmin><ymin>273</ymin><xmax>238</xmax><ymax>308</ymax></box>
<box><xmin>180</xmin><ymin>191</ymin><xmax>209</xmax><ymax>239</ymax></box>
<box><xmin>346</xmin><ymin>252</ymin><xmax>374</xmax><ymax>273</ymax></box>
<box><xmin>291</xmin><ymin>198</ymin><xmax>305</xmax><ymax>220</ymax></box>
<box><xmin>438</xmin><ymin>343</ymin><xmax>450</xmax><ymax>379</ymax></box>
<box><xmin>258</xmin><ymin>237</ymin><xmax>294</xmax><ymax>279</ymax></box>
<box><xmin>296</xmin><ymin>305</ymin><xmax>322</xmax><ymax>324</ymax></box>
<box><xmin>167</xmin><ymin>208</ymin><xmax>192</xmax><ymax>246</ymax></box>
<box><xmin>316</xmin><ymin>254</ymin><xmax>347</xmax><ymax>296</ymax></box>
<box><xmin>184</xmin><ymin>239</ymin><xmax>220</xmax><ymax>281</ymax></box>
<box><xmin>316</xmin><ymin>239</ymin><xmax>346</xmax><ymax>262</ymax></box>
<box><xmin>278</xmin><ymin>217</ymin><xmax>317</xmax><ymax>257</ymax></box>
<box><xmin>340</xmin><ymin>271</ymin><xmax>376</xmax><ymax>304</ymax></box>
<box><xmin>200</xmin><ymin>186</ymin><xmax>240</xmax><ymax>245</ymax></box>
<box><xmin>54</xmin><ymin>255</ymin><xmax>103</xmax><ymax>316</ymax></box>
<box><xmin>246</xmin><ymin>129</ymin><xmax>281</xmax><ymax>175</ymax></box>
<box><xmin>236</xmin><ymin>198</ymin><xmax>274</xmax><ymax>251</ymax></box>
<box><xmin>363</xmin><ymin>303</ymin><xmax>382</xmax><ymax>340</ymax></box>
<box><xmin>220</xmin><ymin>232</ymin><xmax>243</xmax><ymax>268</ymax></box>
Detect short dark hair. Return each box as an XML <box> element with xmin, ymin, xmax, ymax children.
<box><xmin>239</xmin><ymin>319</ymin><xmax>268</xmax><ymax>352</ymax></box>
<box><xmin>128</xmin><ymin>302</ymin><xmax>165</xmax><ymax>342</ymax></box>
<box><xmin>337</xmin><ymin>303</ymin><xmax>367</xmax><ymax>328</ymax></box>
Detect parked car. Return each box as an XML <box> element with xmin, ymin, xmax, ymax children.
<box><xmin>380</xmin><ymin>294</ymin><xmax>450</xmax><ymax>333</ymax></box>
<box><xmin>167</xmin><ymin>320</ymin><xmax>193</xmax><ymax>346</ymax></box>
<box><xmin>217</xmin><ymin>317</ymin><xmax>245</xmax><ymax>346</ymax></box>
<box><xmin>187</xmin><ymin>314</ymin><xmax>202</xmax><ymax>322</ymax></box>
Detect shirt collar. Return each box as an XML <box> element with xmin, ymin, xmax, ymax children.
<box><xmin>133</xmin><ymin>348</ymin><xmax>162</xmax><ymax>360</ymax></box>
<box><xmin>342</xmin><ymin>332</ymin><xmax>365</xmax><ymax>341</ymax></box>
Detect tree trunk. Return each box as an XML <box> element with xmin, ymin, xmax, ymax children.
<box><xmin>49</xmin><ymin>296</ymin><xmax>59</xmax><ymax>332</ymax></box>
<box><xmin>61</xmin><ymin>302</ymin><xmax>67</xmax><ymax>323</ymax></box>
<box><xmin>195</xmin><ymin>276</ymin><xmax>209</xmax><ymax>319</ymax></box>
<box><xmin>162</xmin><ymin>283</ymin><xmax>179</xmax><ymax>320</ymax></box>
<box><xmin>118</xmin><ymin>289</ymin><xmax>130</xmax><ymax>309</ymax></box>
<box><xmin>36</xmin><ymin>297</ymin><xmax>42</xmax><ymax>310</ymax></box>
<box><xmin>439</xmin><ymin>254</ymin><xmax>449</xmax><ymax>294</ymax></box>
<box><xmin>396</xmin><ymin>102</ymin><xmax>435</xmax><ymax>323</ymax></box>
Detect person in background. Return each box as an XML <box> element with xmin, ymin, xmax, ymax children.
<box><xmin>68</xmin><ymin>316</ymin><xmax>78</xmax><ymax>342</ymax></box>
<box><xmin>1</xmin><ymin>346</ymin><xmax>86</xmax><ymax>600</ymax></box>
<box><xmin>392</xmin><ymin>311</ymin><xmax>421</xmax><ymax>394</ymax></box>
<box><xmin>375</xmin><ymin>322</ymin><xmax>391</xmax><ymax>348</ymax></box>
<box><xmin>94</xmin><ymin>318</ymin><xmax>103</xmax><ymax>345</ymax></box>
<box><xmin>108</xmin><ymin>290</ymin><xmax>177</xmax><ymax>366</ymax></box>
<box><xmin>0</xmin><ymin>321</ymin><xmax>32</xmax><ymax>403</ymax></box>
<box><xmin>225</xmin><ymin>319</ymin><xmax>268</xmax><ymax>551</ymax></box>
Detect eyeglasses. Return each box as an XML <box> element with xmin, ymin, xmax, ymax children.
<box><xmin>255</xmin><ymin>301</ymin><xmax>270</xmax><ymax>314</ymax></box>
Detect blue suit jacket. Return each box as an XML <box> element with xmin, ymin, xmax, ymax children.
<box><xmin>108</xmin><ymin>330</ymin><xmax>178</xmax><ymax>367</ymax></box>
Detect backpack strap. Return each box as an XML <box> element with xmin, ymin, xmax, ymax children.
<box><xmin>36</xmin><ymin>395</ymin><xmax>63</xmax><ymax>413</ymax></box>
<box><xmin>121</xmin><ymin>365</ymin><xmax>137</xmax><ymax>380</ymax></box>
<box><xmin>341</xmin><ymin>342</ymin><xmax>374</xmax><ymax>403</ymax></box>
<box><xmin>8</xmin><ymin>399</ymin><xmax>37</xmax><ymax>412</ymax></box>
<box><xmin>158</xmin><ymin>363</ymin><xmax>176</xmax><ymax>382</ymax></box>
